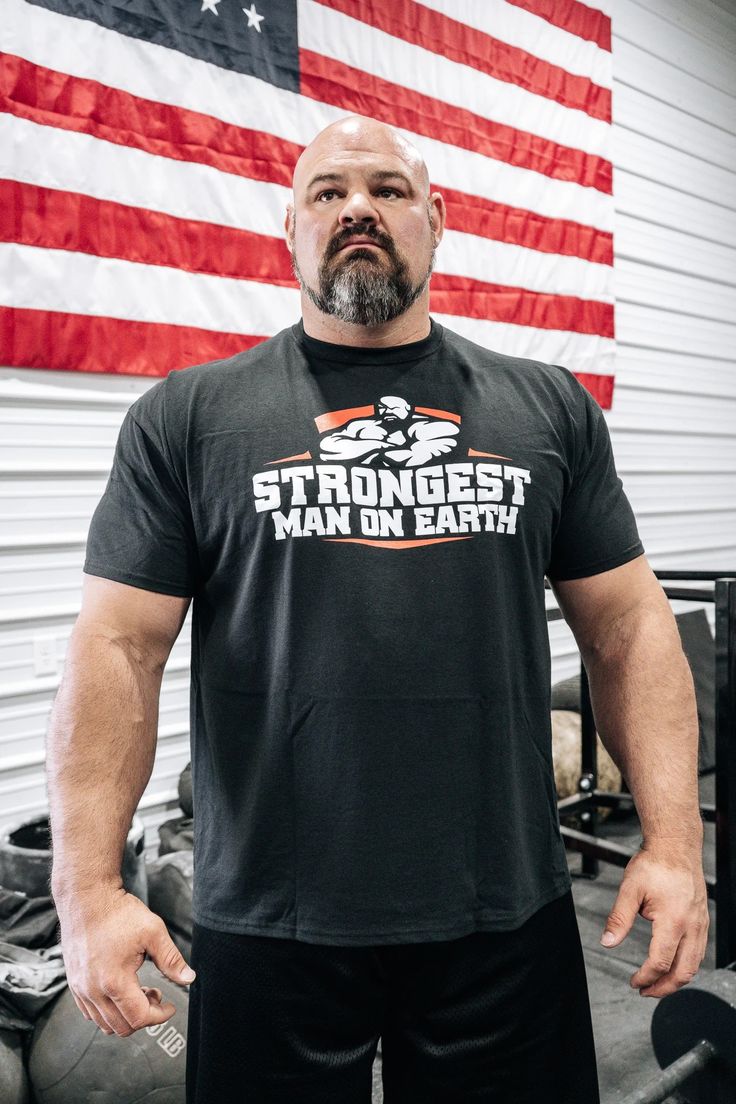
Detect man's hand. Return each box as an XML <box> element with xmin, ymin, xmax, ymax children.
<box><xmin>599</xmin><ymin>842</ymin><xmax>709</xmax><ymax>998</ymax></box>
<box><xmin>58</xmin><ymin>884</ymin><xmax>196</xmax><ymax>1036</ymax></box>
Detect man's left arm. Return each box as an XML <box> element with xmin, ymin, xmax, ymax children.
<box><xmin>550</xmin><ymin>553</ymin><xmax>710</xmax><ymax>998</ymax></box>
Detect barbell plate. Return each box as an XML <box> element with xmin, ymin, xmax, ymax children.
<box><xmin>651</xmin><ymin>969</ymin><xmax>736</xmax><ymax>1103</ymax></box>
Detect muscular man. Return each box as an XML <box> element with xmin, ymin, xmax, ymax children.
<box><xmin>319</xmin><ymin>394</ymin><xmax>459</xmax><ymax>466</ymax></box>
<box><xmin>47</xmin><ymin>113</ymin><xmax>709</xmax><ymax>1104</ymax></box>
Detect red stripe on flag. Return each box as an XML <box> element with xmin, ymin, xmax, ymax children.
<box><xmin>574</xmin><ymin>370</ymin><xmax>614</xmax><ymax>409</ymax></box>
<box><xmin>0</xmin><ymin>52</ymin><xmax>301</xmax><ymax>186</ymax></box>
<box><xmin>505</xmin><ymin>0</ymin><xmax>611</xmax><ymax>52</ymax></box>
<box><xmin>299</xmin><ymin>50</ymin><xmax>612</xmax><ymax>193</ymax></box>
<box><xmin>2</xmin><ymin>182</ymin><xmax>611</xmax><ymax>338</ymax></box>
<box><xmin>0</xmin><ymin>180</ymin><xmax>297</xmax><ymax>284</ymax></box>
<box><xmin>316</xmin><ymin>0</ymin><xmax>611</xmax><ymax>121</ymax></box>
<box><xmin>441</xmin><ymin>186</ymin><xmax>612</xmax><ymax>265</ymax></box>
<box><xmin>2</xmin><ymin>55</ymin><xmax>611</xmax><ymax>260</ymax></box>
<box><xmin>0</xmin><ymin>307</ymin><xmax>614</xmax><ymax>405</ymax></box>
<box><xmin>0</xmin><ymin>306</ymin><xmax>263</xmax><ymax>377</ymax></box>
<box><xmin>429</xmin><ymin>274</ymin><xmax>613</xmax><ymax>337</ymax></box>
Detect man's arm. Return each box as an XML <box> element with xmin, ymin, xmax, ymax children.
<box><xmin>46</xmin><ymin>573</ymin><xmax>196</xmax><ymax>1037</ymax></box>
<box><xmin>549</xmin><ymin>554</ymin><xmax>709</xmax><ymax>997</ymax></box>
<box><xmin>549</xmin><ymin>554</ymin><xmax>702</xmax><ymax>851</ymax></box>
<box><xmin>48</xmin><ymin>574</ymin><xmax>189</xmax><ymax>901</ymax></box>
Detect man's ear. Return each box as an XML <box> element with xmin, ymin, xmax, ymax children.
<box><xmin>284</xmin><ymin>204</ymin><xmax>293</xmax><ymax>254</ymax></box>
<box><xmin>429</xmin><ymin>192</ymin><xmax>446</xmax><ymax>246</ymax></box>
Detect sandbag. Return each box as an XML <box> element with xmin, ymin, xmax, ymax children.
<box><xmin>0</xmin><ymin>1027</ymin><xmax>30</xmax><ymax>1104</ymax></box>
<box><xmin>158</xmin><ymin>817</ymin><xmax>193</xmax><ymax>857</ymax></box>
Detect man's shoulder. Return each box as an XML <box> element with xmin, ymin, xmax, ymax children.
<box><xmin>439</xmin><ymin>321</ymin><xmax>582</xmax><ymax>397</ymax></box>
<box><xmin>126</xmin><ymin>326</ymin><xmax>296</xmax><ymax>428</ymax></box>
<box><xmin>168</xmin><ymin>324</ymin><xmax>295</xmax><ymax>388</ymax></box>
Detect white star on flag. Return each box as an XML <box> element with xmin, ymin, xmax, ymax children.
<box><xmin>200</xmin><ymin>0</ymin><xmax>220</xmax><ymax>13</ymax></box>
<box><xmin>242</xmin><ymin>3</ymin><xmax>264</xmax><ymax>32</ymax></box>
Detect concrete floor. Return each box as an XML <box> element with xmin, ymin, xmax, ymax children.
<box><xmin>370</xmin><ymin>771</ymin><xmax>720</xmax><ymax>1103</ymax></box>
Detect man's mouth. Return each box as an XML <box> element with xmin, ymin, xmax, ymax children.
<box><xmin>337</xmin><ymin>237</ymin><xmax>384</xmax><ymax>252</ymax></box>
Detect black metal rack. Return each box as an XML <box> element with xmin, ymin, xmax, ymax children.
<box><xmin>547</xmin><ymin>570</ymin><xmax>736</xmax><ymax>969</ymax></box>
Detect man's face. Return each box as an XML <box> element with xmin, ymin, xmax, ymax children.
<box><xmin>286</xmin><ymin>143</ymin><xmax>440</xmax><ymax>327</ymax></box>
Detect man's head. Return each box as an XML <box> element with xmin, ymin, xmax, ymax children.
<box><xmin>377</xmin><ymin>396</ymin><xmax>412</xmax><ymax>422</ymax></box>
<box><xmin>285</xmin><ymin>115</ymin><xmax>445</xmax><ymax>329</ymax></box>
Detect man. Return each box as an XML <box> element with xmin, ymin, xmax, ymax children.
<box><xmin>47</xmin><ymin>114</ymin><xmax>709</xmax><ymax>1103</ymax></box>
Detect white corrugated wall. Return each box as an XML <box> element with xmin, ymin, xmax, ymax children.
<box><xmin>549</xmin><ymin>0</ymin><xmax>736</xmax><ymax>680</ymax></box>
<box><xmin>1</xmin><ymin>0</ymin><xmax>735</xmax><ymax>860</ymax></box>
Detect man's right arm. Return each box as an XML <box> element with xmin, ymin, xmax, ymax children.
<box><xmin>46</xmin><ymin>573</ymin><xmax>195</xmax><ymax>1036</ymax></box>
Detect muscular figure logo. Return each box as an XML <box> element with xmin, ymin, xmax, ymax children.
<box><xmin>319</xmin><ymin>396</ymin><xmax>459</xmax><ymax>468</ymax></box>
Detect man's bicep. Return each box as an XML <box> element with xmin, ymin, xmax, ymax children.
<box><xmin>77</xmin><ymin>573</ymin><xmax>191</xmax><ymax>674</ymax></box>
<box><xmin>548</xmin><ymin>553</ymin><xmax>668</xmax><ymax>660</ymax></box>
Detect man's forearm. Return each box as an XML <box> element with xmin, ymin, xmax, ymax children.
<box><xmin>583</xmin><ymin>608</ymin><xmax>703</xmax><ymax>854</ymax></box>
<box><xmin>46</xmin><ymin>625</ymin><xmax>161</xmax><ymax>905</ymax></box>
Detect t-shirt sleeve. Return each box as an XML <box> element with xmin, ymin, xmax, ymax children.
<box><xmin>546</xmin><ymin>377</ymin><xmax>644</xmax><ymax>581</ymax></box>
<box><xmin>83</xmin><ymin>392</ymin><xmax>198</xmax><ymax>597</ymax></box>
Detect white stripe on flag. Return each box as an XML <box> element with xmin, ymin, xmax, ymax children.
<box><xmin>418</xmin><ymin>0</ymin><xmax>612</xmax><ymax>86</ymax></box>
<box><xmin>2</xmin><ymin>242</ymin><xmax>300</xmax><ymax>333</ymax></box>
<box><xmin>0</xmin><ymin>114</ymin><xmax>292</xmax><ymax>237</ymax></box>
<box><xmin>437</xmin><ymin>231</ymin><xmax>613</xmax><ymax>301</ymax></box>
<box><xmin>433</xmin><ymin>313</ymin><xmax>615</xmax><ymax>378</ymax></box>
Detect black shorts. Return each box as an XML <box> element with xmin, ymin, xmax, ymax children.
<box><xmin>185</xmin><ymin>888</ymin><xmax>600</xmax><ymax>1103</ymax></box>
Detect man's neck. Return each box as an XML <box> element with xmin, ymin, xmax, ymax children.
<box><xmin>300</xmin><ymin>298</ymin><xmax>432</xmax><ymax>348</ymax></box>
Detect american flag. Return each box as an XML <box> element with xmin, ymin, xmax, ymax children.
<box><xmin>1</xmin><ymin>0</ymin><xmax>615</xmax><ymax>406</ymax></box>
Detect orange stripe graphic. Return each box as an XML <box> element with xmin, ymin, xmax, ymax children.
<box><xmin>323</xmin><ymin>537</ymin><xmax>474</xmax><ymax>548</ymax></box>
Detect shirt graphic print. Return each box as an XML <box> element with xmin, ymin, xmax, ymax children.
<box><xmin>253</xmin><ymin>392</ymin><xmax>531</xmax><ymax>548</ymax></box>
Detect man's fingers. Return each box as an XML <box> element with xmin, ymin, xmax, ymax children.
<box><xmin>630</xmin><ymin>923</ymin><xmax>685</xmax><ymax>991</ymax></box>
<box><xmin>635</xmin><ymin>926</ymin><xmax>707</xmax><ymax>998</ymax></box>
<box><xmin>102</xmin><ymin>983</ymin><xmax>176</xmax><ymax>1036</ymax></box>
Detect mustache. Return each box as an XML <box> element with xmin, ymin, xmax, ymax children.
<box><xmin>327</xmin><ymin>226</ymin><xmax>394</xmax><ymax>259</ymax></box>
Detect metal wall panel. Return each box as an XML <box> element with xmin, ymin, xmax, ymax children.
<box><xmin>1</xmin><ymin>0</ymin><xmax>735</xmax><ymax>864</ymax></box>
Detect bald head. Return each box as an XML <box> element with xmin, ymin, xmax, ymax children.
<box><xmin>284</xmin><ymin>112</ymin><xmax>445</xmax><ymax>335</ymax></box>
<box><xmin>292</xmin><ymin>115</ymin><xmax>430</xmax><ymax>201</ymax></box>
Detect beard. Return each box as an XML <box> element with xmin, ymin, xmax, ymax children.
<box><xmin>291</xmin><ymin>222</ymin><xmax>436</xmax><ymax>327</ymax></box>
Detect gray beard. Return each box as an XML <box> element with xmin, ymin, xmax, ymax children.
<box><xmin>294</xmin><ymin>244</ymin><xmax>436</xmax><ymax>327</ymax></box>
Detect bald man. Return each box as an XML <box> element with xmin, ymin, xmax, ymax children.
<box><xmin>51</xmin><ymin>112</ymin><xmax>708</xmax><ymax>1104</ymax></box>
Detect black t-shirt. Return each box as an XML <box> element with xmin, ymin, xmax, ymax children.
<box><xmin>84</xmin><ymin>317</ymin><xmax>644</xmax><ymax>945</ymax></box>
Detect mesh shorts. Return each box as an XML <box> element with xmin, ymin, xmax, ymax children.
<box><xmin>185</xmin><ymin>888</ymin><xmax>600</xmax><ymax>1103</ymax></box>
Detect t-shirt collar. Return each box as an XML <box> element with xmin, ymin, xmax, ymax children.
<box><xmin>291</xmin><ymin>316</ymin><xmax>444</xmax><ymax>365</ymax></box>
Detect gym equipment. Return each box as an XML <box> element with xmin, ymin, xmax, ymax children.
<box><xmin>28</xmin><ymin>958</ymin><xmax>189</xmax><ymax>1103</ymax></box>
<box><xmin>158</xmin><ymin>815</ymin><xmax>193</xmax><ymax>856</ymax></box>
<box><xmin>0</xmin><ymin>813</ymin><xmax>148</xmax><ymax>904</ymax></box>
<box><xmin>621</xmin><ymin>966</ymin><xmax>736</xmax><ymax>1104</ymax></box>
<box><xmin>146</xmin><ymin>850</ymin><xmax>194</xmax><ymax>962</ymax></box>
<box><xmin>178</xmin><ymin>762</ymin><xmax>193</xmax><ymax>818</ymax></box>
<box><xmin>0</xmin><ymin>1028</ymin><xmax>30</xmax><ymax>1104</ymax></box>
<box><xmin>551</xmin><ymin>709</ymin><xmax>620</xmax><ymax>823</ymax></box>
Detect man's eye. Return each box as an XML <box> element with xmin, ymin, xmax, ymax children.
<box><xmin>317</xmin><ymin>190</ymin><xmax>338</xmax><ymax>201</ymax></box>
<box><xmin>377</xmin><ymin>188</ymin><xmax>400</xmax><ymax>197</ymax></box>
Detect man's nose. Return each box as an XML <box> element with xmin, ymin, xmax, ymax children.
<box><xmin>338</xmin><ymin>191</ymin><xmax>379</xmax><ymax>226</ymax></box>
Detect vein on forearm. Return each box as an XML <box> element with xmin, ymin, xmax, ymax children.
<box><xmin>582</xmin><ymin>605</ymin><xmax>702</xmax><ymax>849</ymax></box>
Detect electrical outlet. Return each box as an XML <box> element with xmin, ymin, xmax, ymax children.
<box><xmin>33</xmin><ymin>636</ymin><xmax>58</xmax><ymax>677</ymax></box>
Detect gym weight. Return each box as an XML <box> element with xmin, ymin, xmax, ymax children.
<box><xmin>621</xmin><ymin>966</ymin><xmax>736</xmax><ymax>1104</ymax></box>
